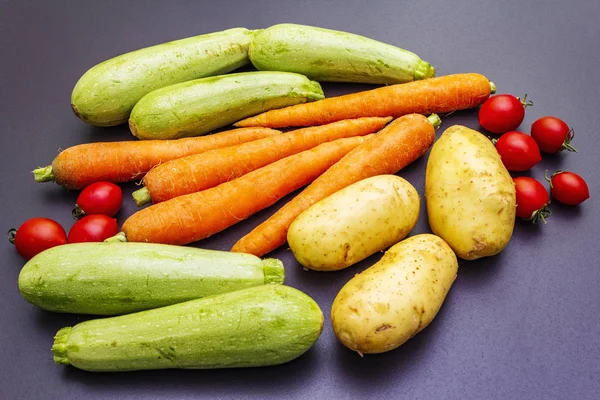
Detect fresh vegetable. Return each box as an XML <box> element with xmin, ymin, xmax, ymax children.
<box><xmin>113</xmin><ymin>135</ymin><xmax>370</xmax><ymax>246</ymax></box>
<box><xmin>8</xmin><ymin>218</ymin><xmax>67</xmax><ymax>260</ymax></box>
<box><xmin>232</xmin><ymin>113</ymin><xmax>439</xmax><ymax>257</ymax></box>
<box><xmin>249</xmin><ymin>23</ymin><xmax>436</xmax><ymax>84</ymax></box>
<box><xmin>545</xmin><ymin>171</ymin><xmax>589</xmax><ymax>205</ymax></box>
<box><xmin>133</xmin><ymin>117</ymin><xmax>391</xmax><ymax>206</ymax></box>
<box><xmin>425</xmin><ymin>125</ymin><xmax>516</xmax><ymax>260</ymax></box>
<box><xmin>68</xmin><ymin>215</ymin><xmax>119</xmax><ymax>243</ymax></box>
<box><xmin>530</xmin><ymin>116</ymin><xmax>576</xmax><ymax>154</ymax></box>
<box><xmin>513</xmin><ymin>176</ymin><xmax>550</xmax><ymax>223</ymax></box>
<box><xmin>33</xmin><ymin>127</ymin><xmax>280</xmax><ymax>190</ymax></box>
<box><xmin>288</xmin><ymin>175</ymin><xmax>420</xmax><ymax>271</ymax></box>
<box><xmin>478</xmin><ymin>94</ymin><xmax>532</xmax><ymax>134</ymax></box>
<box><xmin>494</xmin><ymin>131</ymin><xmax>541</xmax><ymax>171</ymax></box>
<box><xmin>51</xmin><ymin>284</ymin><xmax>324</xmax><ymax>371</ymax></box>
<box><xmin>71</xmin><ymin>27</ymin><xmax>255</xmax><ymax>127</ymax></box>
<box><xmin>72</xmin><ymin>182</ymin><xmax>122</xmax><ymax>219</ymax></box>
<box><xmin>331</xmin><ymin>234</ymin><xmax>458</xmax><ymax>355</ymax></box>
<box><xmin>18</xmin><ymin>242</ymin><xmax>284</xmax><ymax>315</ymax></box>
<box><xmin>234</xmin><ymin>73</ymin><xmax>494</xmax><ymax>128</ymax></box>
<box><xmin>129</xmin><ymin>71</ymin><xmax>324</xmax><ymax>140</ymax></box>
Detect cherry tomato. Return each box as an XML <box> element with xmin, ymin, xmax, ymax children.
<box><xmin>8</xmin><ymin>218</ymin><xmax>67</xmax><ymax>260</ymax></box>
<box><xmin>494</xmin><ymin>131</ymin><xmax>541</xmax><ymax>171</ymax></box>
<box><xmin>530</xmin><ymin>116</ymin><xmax>576</xmax><ymax>154</ymax></box>
<box><xmin>73</xmin><ymin>182</ymin><xmax>123</xmax><ymax>219</ymax></box>
<box><xmin>68</xmin><ymin>215</ymin><xmax>119</xmax><ymax>243</ymax></box>
<box><xmin>478</xmin><ymin>94</ymin><xmax>533</xmax><ymax>134</ymax></box>
<box><xmin>545</xmin><ymin>171</ymin><xmax>590</xmax><ymax>205</ymax></box>
<box><xmin>513</xmin><ymin>177</ymin><xmax>551</xmax><ymax>223</ymax></box>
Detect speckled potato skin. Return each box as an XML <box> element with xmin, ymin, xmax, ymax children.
<box><xmin>331</xmin><ymin>234</ymin><xmax>458</xmax><ymax>355</ymax></box>
<box><xmin>287</xmin><ymin>175</ymin><xmax>420</xmax><ymax>271</ymax></box>
<box><xmin>425</xmin><ymin>125</ymin><xmax>516</xmax><ymax>260</ymax></box>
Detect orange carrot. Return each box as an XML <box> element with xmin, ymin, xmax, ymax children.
<box><xmin>115</xmin><ymin>135</ymin><xmax>372</xmax><ymax>246</ymax></box>
<box><xmin>231</xmin><ymin>113</ymin><xmax>440</xmax><ymax>257</ymax></box>
<box><xmin>132</xmin><ymin>117</ymin><xmax>391</xmax><ymax>206</ymax></box>
<box><xmin>32</xmin><ymin>127</ymin><xmax>280</xmax><ymax>190</ymax></box>
<box><xmin>234</xmin><ymin>73</ymin><xmax>494</xmax><ymax>128</ymax></box>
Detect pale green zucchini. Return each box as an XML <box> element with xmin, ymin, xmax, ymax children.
<box><xmin>249</xmin><ymin>23</ymin><xmax>435</xmax><ymax>84</ymax></box>
<box><xmin>18</xmin><ymin>242</ymin><xmax>284</xmax><ymax>315</ymax></box>
<box><xmin>71</xmin><ymin>27</ymin><xmax>255</xmax><ymax>127</ymax></box>
<box><xmin>128</xmin><ymin>71</ymin><xmax>324</xmax><ymax>140</ymax></box>
<box><xmin>52</xmin><ymin>284</ymin><xmax>324</xmax><ymax>371</ymax></box>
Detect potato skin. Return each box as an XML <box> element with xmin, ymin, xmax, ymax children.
<box><xmin>425</xmin><ymin>125</ymin><xmax>516</xmax><ymax>260</ymax></box>
<box><xmin>287</xmin><ymin>175</ymin><xmax>420</xmax><ymax>271</ymax></box>
<box><xmin>331</xmin><ymin>234</ymin><xmax>458</xmax><ymax>354</ymax></box>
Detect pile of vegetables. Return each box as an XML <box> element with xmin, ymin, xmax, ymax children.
<box><xmin>8</xmin><ymin>23</ymin><xmax>590</xmax><ymax>371</ymax></box>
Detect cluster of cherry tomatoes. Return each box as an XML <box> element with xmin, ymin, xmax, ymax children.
<box><xmin>8</xmin><ymin>182</ymin><xmax>123</xmax><ymax>260</ymax></box>
<box><xmin>478</xmin><ymin>94</ymin><xmax>590</xmax><ymax>223</ymax></box>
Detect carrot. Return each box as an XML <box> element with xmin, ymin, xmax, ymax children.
<box><xmin>32</xmin><ymin>127</ymin><xmax>280</xmax><ymax>190</ymax></box>
<box><xmin>113</xmin><ymin>135</ymin><xmax>372</xmax><ymax>246</ymax></box>
<box><xmin>234</xmin><ymin>73</ymin><xmax>494</xmax><ymax>128</ymax></box>
<box><xmin>231</xmin><ymin>113</ymin><xmax>440</xmax><ymax>257</ymax></box>
<box><xmin>132</xmin><ymin>117</ymin><xmax>391</xmax><ymax>206</ymax></box>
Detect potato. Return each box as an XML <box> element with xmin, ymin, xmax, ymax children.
<box><xmin>425</xmin><ymin>125</ymin><xmax>516</xmax><ymax>260</ymax></box>
<box><xmin>331</xmin><ymin>234</ymin><xmax>458</xmax><ymax>355</ymax></box>
<box><xmin>287</xmin><ymin>175</ymin><xmax>420</xmax><ymax>271</ymax></box>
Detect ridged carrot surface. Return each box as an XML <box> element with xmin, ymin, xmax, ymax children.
<box><xmin>33</xmin><ymin>127</ymin><xmax>280</xmax><ymax>190</ymax></box>
<box><xmin>137</xmin><ymin>117</ymin><xmax>391</xmax><ymax>205</ymax></box>
<box><xmin>120</xmin><ymin>135</ymin><xmax>371</xmax><ymax>246</ymax></box>
<box><xmin>234</xmin><ymin>73</ymin><xmax>493</xmax><ymax>128</ymax></box>
<box><xmin>231</xmin><ymin>113</ymin><xmax>439</xmax><ymax>257</ymax></box>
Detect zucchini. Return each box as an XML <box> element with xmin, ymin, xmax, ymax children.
<box><xmin>249</xmin><ymin>23</ymin><xmax>435</xmax><ymax>84</ymax></box>
<box><xmin>52</xmin><ymin>284</ymin><xmax>324</xmax><ymax>371</ymax></box>
<box><xmin>128</xmin><ymin>71</ymin><xmax>324</xmax><ymax>140</ymax></box>
<box><xmin>18</xmin><ymin>242</ymin><xmax>284</xmax><ymax>315</ymax></box>
<box><xmin>71</xmin><ymin>27</ymin><xmax>255</xmax><ymax>127</ymax></box>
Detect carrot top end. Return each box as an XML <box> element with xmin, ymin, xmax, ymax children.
<box><xmin>132</xmin><ymin>187</ymin><xmax>152</xmax><ymax>207</ymax></box>
<box><xmin>489</xmin><ymin>81</ymin><xmax>497</xmax><ymax>94</ymax></box>
<box><xmin>33</xmin><ymin>166</ymin><xmax>55</xmax><ymax>183</ymax></box>
<box><xmin>427</xmin><ymin>114</ymin><xmax>442</xmax><ymax>129</ymax></box>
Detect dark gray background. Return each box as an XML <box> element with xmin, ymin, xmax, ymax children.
<box><xmin>1</xmin><ymin>1</ymin><xmax>599</xmax><ymax>399</ymax></box>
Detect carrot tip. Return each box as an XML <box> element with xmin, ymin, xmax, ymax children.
<box><xmin>104</xmin><ymin>232</ymin><xmax>127</xmax><ymax>243</ymax></box>
<box><xmin>33</xmin><ymin>166</ymin><xmax>54</xmax><ymax>183</ymax></box>
<box><xmin>132</xmin><ymin>187</ymin><xmax>152</xmax><ymax>207</ymax></box>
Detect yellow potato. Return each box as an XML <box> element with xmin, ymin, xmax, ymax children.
<box><xmin>425</xmin><ymin>125</ymin><xmax>516</xmax><ymax>260</ymax></box>
<box><xmin>287</xmin><ymin>175</ymin><xmax>420</xmax><ymax>271</ymax></box>
<box><xmin>331</xmin><ymin>234</ymin><xmax>458</xmax><ymax>355</ymax></box>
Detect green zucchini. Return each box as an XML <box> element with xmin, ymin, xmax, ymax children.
<box><xmin>18</xmin><ymin>242</ymin><xmax>284</xmax><ymax>315</ymax></box>
<box><xmin>128</xmin><ymin>71</ymin><xmax>324</xmax><ymax>140</ymax></box>
<box><xmin>71</xmin><ymin>27</ymin><xmax>255</xmax><ymax>127</ymax></box>
<box><xmin>52</xmin><ymin>284</ymin><xmax>324</xmax><ymax>371</ymax></box>
<box><xmin>249</xmin><ymin>23</ymin><xmax>436</xmax><ymax>84</ymax></box>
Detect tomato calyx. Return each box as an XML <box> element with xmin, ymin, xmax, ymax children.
<box><xmin>72</xmin><ymin>205</ymin><xmax>85</xmax><ymax>220</ymax></box>
<box><xmin>560</xmin><ymin>129</ymin><xmax>577</xmax><ymax>153</ymax></box>
<box><xmin>7</xmin><ymin>228</ymin><xmax>17</xmax><ymax>244</ymax></box>
<box><xmin>525</xmin><ymin>204</ymin><xmax>551</xmax><ymax>224</ymax></box>
<box><xmin>518</xmin><ymin>94</ymin><xmax>534</xmax><ymax>109</ymax></box>
<box><xmin>544</xmin><ymin>170</ymin><xmax>560</xmax><ymax>189</ymax></box>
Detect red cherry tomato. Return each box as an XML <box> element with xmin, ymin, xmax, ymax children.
<box><xmin>8</xmin><ymin>218</ymin><xmax>67</xmax><ymax>260</ymax></box>
<box><xmin>73</xmin><ymin>182</ymin><xmax>123</xmax><ymax>219</ymax></box>
<box><xmin>478</xmin><ymin>94</ymin><xmax>532</xmax><ymax>134</ymax></box>
<box><xmin>494</xmin><ymin>131</ymin><xmax>541</xmax><ymax>171</ymax></box>
<box><xmin>68</xmin><ymin>215</ymin><xmax>119</xmax><ymax>243</ymax></box>
<box><xmin>513</xmin><ymin>177</ymin><xmax>551</xmax><ymax>223</ymax></box>
<box><xmin>530</xmin><ymin>116</ymin><xmax>576</xmax><ymax>154</ymax></box>
<box><xmin>546</xmin><ymin>171</ymin><xmax>590</xmax><ymax>205</ymax></box>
